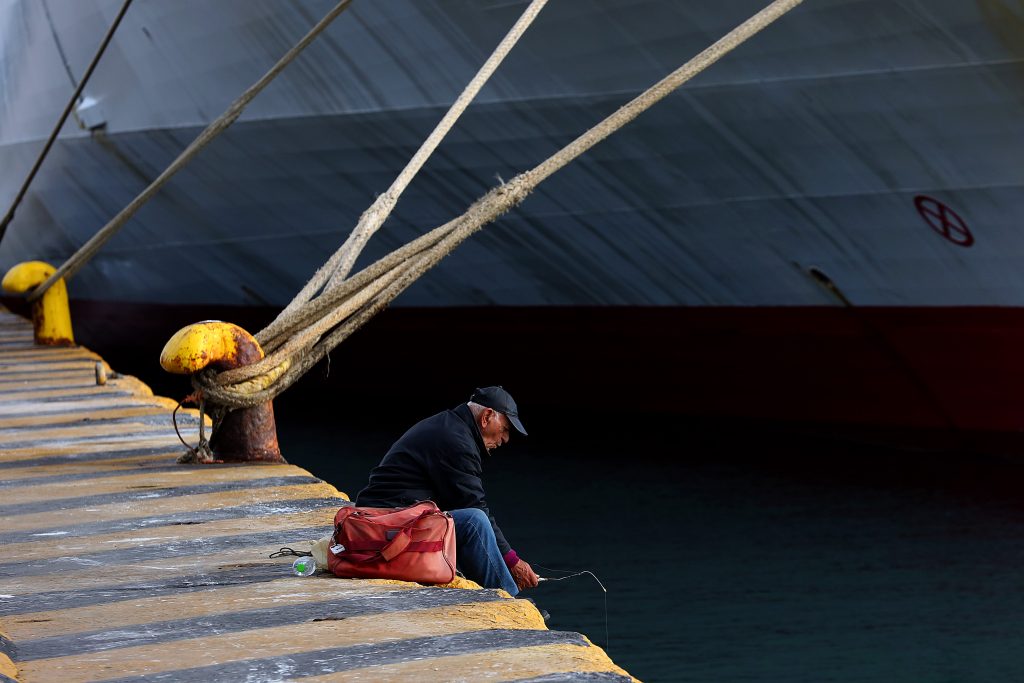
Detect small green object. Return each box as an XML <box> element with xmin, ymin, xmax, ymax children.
<box><xmin>296</xmin><ymin>562</ymin><xmax>306</xmax><ymax>572</ymax></box>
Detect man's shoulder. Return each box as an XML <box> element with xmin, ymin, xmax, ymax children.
<box><xmin>398</xmin><ymin>407</ymin><xmax>475</xmax><ymax>448</ymax></box>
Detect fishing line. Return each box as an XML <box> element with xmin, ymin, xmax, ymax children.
<box><xmin>533</xmin><ymin>563</ymin><xmax>609</xmax><ymax>651</ymax></box>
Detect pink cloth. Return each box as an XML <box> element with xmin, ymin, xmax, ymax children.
<box><xmin>503</xmin><ymin>548</ymin><xmax>520</xmax><ymax>570</ymax></box>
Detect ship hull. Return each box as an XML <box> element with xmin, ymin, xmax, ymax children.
<box><xmin>2</xmin><ymin>0</ymin><xmax>1024</xmax><ymax>449</ymax></box>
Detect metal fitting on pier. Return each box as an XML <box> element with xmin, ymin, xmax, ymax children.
<box><xmin>160</xmin><ymin>321</ymin><xmax>283</xmax><ymax>464</ymax></box>
<box><xmin>1</xmin><ymin>261</ymin><xmax>75</xmax><ymax>346</ymax></box>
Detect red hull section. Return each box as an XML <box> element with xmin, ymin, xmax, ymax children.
<box><xmin>9</xmin><ymin>298</ymin><xmax>1022</xmax><ymax>455</ymax></box>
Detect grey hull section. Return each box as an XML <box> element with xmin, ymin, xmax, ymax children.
<box><xmin>1</xmin><ymin>0</ymin><xmax>1023</xmax><ymax>308</ymax></box>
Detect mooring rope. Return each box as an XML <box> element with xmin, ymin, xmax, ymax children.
<box><xmin>0</xmin><ymin>0</ymin><xmax>134</xmax><ymax>247</ymax></box>
<box><xmin>25</xmin><ymin>0</ymin><xmax>354</xmax><ymax>303</ymax></box>
<box><xmin>195</xmin><ymin>0</ymin><xmax>805</xmax><ymax>409</ymax></box>
<box><xmin>269</xmin><ymin>0</ymin><xmax>550</xmax><ymax>329</ymax></box>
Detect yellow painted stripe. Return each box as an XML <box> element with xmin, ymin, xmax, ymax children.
<box><xmin>0</xmin><ymin>414</ymin><xmax>172</xmax><ymax>434</ymax></box>
<box><xmin>0</xmin><ymin>370</ymin><xmax>93</xmax><ymax>383</ymax></box>
<box><xmin>0</xmin><ymin>352</ymin><xmax>97</xmax><ymax>362</ymax></box>
<box><xmin>0</xmin><ymin>406</ymin><xmax>168</xmax><ymax>429</ymax></box>
<box><xmin>0</xmin><ymin>437</ymin><xmax>182</xmax><ymax>462</ymax></box>
<box><xmin>0</xmin><ymin>371</ymin><xmax>95</xmax><ymax>382</ymax></box>
<box><xmin>0</xmin><ymin>361</ymin><xmax>98</xmax><ymax>372</ymax></box>
<box><xmin>0</xmin><ymin>377</ymin><xmax>101</xmax><ymax>392</ymax></box>
<box><xmin>0</xmin><ymin>653</ymin><xmax>16</xmax><ymax>680</ymax></box>
<box><xmin>0</xmin><ymin>421</ymin><xmax>178</xmax><ymax>444</ymax></box>
<box><xmin>0</xmin><ymin>356</ymin><xmax>100</xmax><ymax>368</ymax></box>
<box><xmin>0</xmin><ymin>397</ymin><xmax>173</xmax><ymax>416</ymax></box>
<box><xmin>0</xmin><ymin>538</ymin><xmax>332</xmax><ymax>599</ymax></box>
<box><xmin>2</xmin><ymin>481</ymin><xmax>340</xmax><ymax>533</ymax></box>
<box><xmin>0</xmin><ymin>375</ymin><xmax>158</xmax><ymax>403</ymax></box>
<box><xmin>0</xmin><ymin>350</ymin><xmax>96</xmax><ymax>360</ymax></box>
<box><xmin>300</xmin><ymin>643</ymin><xmax>634</xmax><ymax>683</ymax></box>
<box><xmin>18</xmin><ymin>601</ymin><xmax>541</xmax><ymax>683</ymax></box>
<box><xmin>11</xmin><ymin>450</ymin><xmax>176</xmax><ymax>471</ymax></box>
<box><xmin>0</xmin><ymin>507</ymin><xmax>338</xmax><ymax>564</ymax></box>
<box><xmin>6</xmin><ymin>575</ymin><xmax>410</xmax><ymax>640</ymax></box>
<box><xmin>0</xmin><ymin>386</ymin><xmax>128</xmax><ymax>402</ymax></box>
<box><xmin>0</xmin><ymin>397</ymin><xmax>156</xmax><ymax>419</ymax></box>
<box><xmin>1</xmin><ymin>464</ymin><xmax>310</xmax><ymax>505</ymax></box>
<box><xmin>0</xmin><ymin>456</ymin><xmax>177</xmax><ymax>481</ymax></box>
<box><xmin>0</xmin><ymin>356</ymin><xmax>96</xmax><ymax>366</ymax></box>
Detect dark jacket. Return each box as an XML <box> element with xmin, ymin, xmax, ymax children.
<box><xmin>355</xmin><ymin>403</ymin><xmax>511</xmax><ymax>555</ymax></box>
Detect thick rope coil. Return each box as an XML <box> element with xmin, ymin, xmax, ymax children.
<box><xmin>190</xmin><ymin>357</ymin><xmax>292</xmax><ymax>409</ymax></box>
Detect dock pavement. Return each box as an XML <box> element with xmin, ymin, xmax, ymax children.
<box><xmin>0</xmin><ymin>307</ymin><xmax>634</xmax><ymax>682</ymax></box>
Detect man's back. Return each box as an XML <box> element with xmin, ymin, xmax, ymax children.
<box><xmin>356</xmin><ymin>404</ymin><xmax>484</xmax><ymax>512</ymax></box>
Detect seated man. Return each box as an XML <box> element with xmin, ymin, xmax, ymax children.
<box><xmin>356</xmin><ymin>386</ymin><xmax>539</xmax><ymax>595</ymax></box>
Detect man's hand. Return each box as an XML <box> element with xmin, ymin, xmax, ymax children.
<box><xmin>511</xmin><ymin>559</ymin><xmax>540</xmax><ymax>590</ymax></box>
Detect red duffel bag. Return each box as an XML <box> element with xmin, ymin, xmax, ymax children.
<box><xmin>327</xmin><ymin>501</ymin><xmax>457</xmax><ymax>584</ymax></box>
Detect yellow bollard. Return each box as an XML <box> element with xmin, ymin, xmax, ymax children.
<box><xmin>160</xmin><ymin>321</ymin><xmax>284</xmax><ymax>464</ymax></box>
<box><xmin>1</xmin><ymin>261</ymin><xmax>75</xmax><ymax>346</ymax></box>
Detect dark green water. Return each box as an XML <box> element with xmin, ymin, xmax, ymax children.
<box><xmin>275</xmin><ymin>400</ymin><xmax>1024</xmax><ymax>682</ymax></box>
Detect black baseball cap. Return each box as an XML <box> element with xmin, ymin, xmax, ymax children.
<box><xmin>470</xmin><ymin>386</ymin><xmax>527</xmax><ymax>436</ymax></box>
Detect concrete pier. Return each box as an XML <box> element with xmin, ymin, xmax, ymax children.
<box><xmin>0</xmin><ymin>307</ymin><xmax>633</xmax><ymax>682</ymax></box>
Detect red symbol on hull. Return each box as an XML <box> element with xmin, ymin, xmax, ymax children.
<box><xmin>914</xmin><ymin>195</ymin><xmax>974</xmax><ymax>247</ymax></box>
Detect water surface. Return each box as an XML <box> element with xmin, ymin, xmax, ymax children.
<box><xmin>276</xmin><ymin>401</ymin><xmax>1024</xmax><ymax>682</ymax></box>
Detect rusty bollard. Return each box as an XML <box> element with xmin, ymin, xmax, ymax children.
<box><xmin>160</xmin><ymin>321</ymin><xmax>284</xmax><ymax>463</ymax></box>
<box><xmin>2</xmin><ymin>261</ymin><xmax>75</xmax><ymax>346</ymax></box>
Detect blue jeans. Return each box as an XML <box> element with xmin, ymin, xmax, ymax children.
<box><xmin>449</xmin><ymin>508</ymin><xmax>518</xmax><ymax>596</ymax></box>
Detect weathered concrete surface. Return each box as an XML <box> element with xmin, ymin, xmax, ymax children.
<box><xmin>0</xmin><ymin>308</ymin><xmax>634</xmax><ymax>682</ymax></box>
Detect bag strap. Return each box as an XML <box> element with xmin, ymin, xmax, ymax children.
<box><xmin>379</xmin><ymin>528</ymin><xmax>411</xmax><ymax>561</ymax></box>
<box><xmin>380</xmin><ymin>509</ymin><xmax>443</xmax><ymax>560</ymax></box>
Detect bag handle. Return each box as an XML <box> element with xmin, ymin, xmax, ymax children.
<box><xmin>379</xmin><ymin>528</ymin><xmax>412</xmax><ymax>561</ymax></box>
<box><xmin>337</xmin><ymin>507</ymin><xmax>443</xmax><ymax>562</ymax></box>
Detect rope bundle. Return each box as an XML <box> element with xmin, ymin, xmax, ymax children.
<box><xmin>14</xmin><ymin>0</ymin><xmax>805</xmax><ymax>409</ymax></box>
<box><xmin>196</xmin><ymin>0</ymin><xmax>806</xmax><ymax>409</ymax></box>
